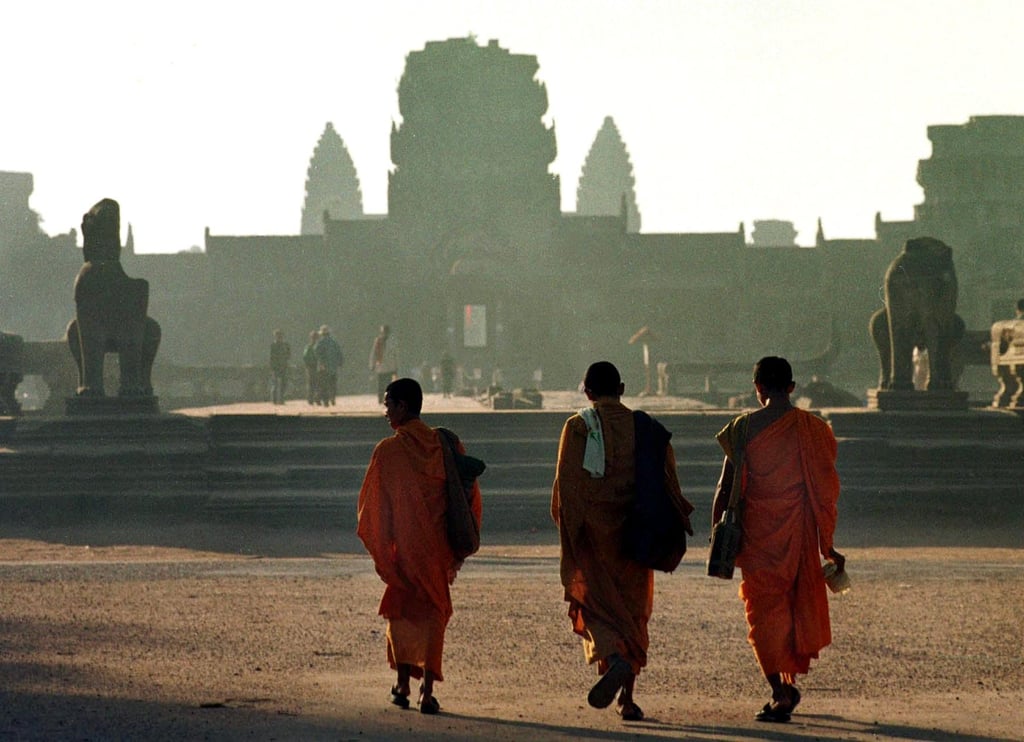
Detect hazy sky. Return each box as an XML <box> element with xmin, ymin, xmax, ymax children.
<box><xmin>3</xmin><ymin>1</ymin><xmax>1023</xmax><ymax>252</ymax></box>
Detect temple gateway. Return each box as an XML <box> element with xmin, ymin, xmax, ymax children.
<box><xmin>3</xmin><ymin>38</ymin><xmax>1023</xmax><ymax>399</ymax></box>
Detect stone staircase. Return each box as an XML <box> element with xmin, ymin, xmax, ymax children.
<box><xmin>202</xmin><ymin>412</ymin><xmax>733</xmax><ymax>490</ymax></box>
<box><xmin>1</xmin><ymin>414</ymin><xmax>210</xmax><ymax>494</ymax></box>
<box><xmin>2</xmin><ymin>408</ymin><xmax>1021</xmax><ymax>549</ymax></box>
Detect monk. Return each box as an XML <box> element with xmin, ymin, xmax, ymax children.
<box><xmin>357</xmin><ymin>377</ymin><xmax>482</xmax><ymax>715</ymax></box>
<box><xmin>552</xmin><ymin>361</ymin><xmax>693</xmax><ymax>722</ymax></box>
<box><xmin>712</xmin><ymin>356</ymin><xmax>845</xmax><ymax>723</ymax></box>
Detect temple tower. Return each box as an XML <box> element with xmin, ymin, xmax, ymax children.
<box><xmin>387</xmin><ymin>37</ymin><xmax>562</xmax><ymax>381</ymax></box>
<box><xmin>576</xmin><ymin>116</ymin><xmax>642</xmax><ymax>233</ymax></box>
<box><xmin>913</xmin><ymin>115</ymin><xmax>1024</xmax><ymax>321</ymax></box>
<box><xmin>301</xmin><ymin>122</ymin><xmax>364</xmax><ymax>235</ymax></box>
<box><xmin>388</xmin><ymin>37</ymin><xmax>560</xmax><ymax>267</ymax></box>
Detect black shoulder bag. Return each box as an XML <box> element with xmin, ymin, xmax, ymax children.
<box><xmin>707</xmin><ymin>415</ymin><xmax>748</xmax><ymax>579</ymax></box>
<box><xmin>436</xmin><ymin>427</ymin><xmax>485</xmax><ymax>561</ymax></box>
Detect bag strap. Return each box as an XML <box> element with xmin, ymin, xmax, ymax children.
<box><xmin>436</xmin><ymin>426</ymin><xmax>459</xmax><ymax>452</ymax></box>
<box><xmin>435</xmin><ymin>427</ymin><xmax>463</xmax><ymax>494</ymax></box>
<box><xmin>725</xmin><ymin>414</ymin><xmax>749</xmax><ymax>511</ymax></box>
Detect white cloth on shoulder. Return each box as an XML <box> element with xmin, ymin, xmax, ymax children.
<box><xmin>579</xmin><ymin>407</ymin><xmax>605</xmax><ymax>478</ymax></box>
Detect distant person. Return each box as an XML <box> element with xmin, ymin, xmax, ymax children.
<box><xmin>712</xmin><ymin>356</ymin><xmax>845</xmax><ymax>723</ymax></box>
<box><xmin>315</xmin><ymin>325</ymin><xmax>343</xmax><ymax>406</ymax></box>
<box><xmin>656</xmin><ymin>361</ymin><xmax>670</xmax><ymax>396</ymax></box>
<box><xmin>357</xmin><ymin>378</ymin><xmax>482</xmax><ymax>715</ymax></box>
<box><xmin>416</xmin><ymin>360</ymin><xmax>432</xmax><ymax>388</ymax></box>
<box><xmin>370</xmin><ymin>325</ymin><xmax>399</xmax><ymax>403</ymax></box>
<box><xmin>269</xmin><ymin>329</ymin><xmax>291</xmax><ymax>405</ymax></box>
<box><xmin>302</xmin><ymin>329</ymin><xmax>320</xmax><ymax>406</ymax></box>
<box><xmin>440</xmin><ymin>352</ymin><xmax>456</xmax><ymax>398</ymax></box>
<box><xmin>551</xmin><ymin>361</ymin><xmax>693</xmax><ymax>722</ymax></box>
<box><xmin>490</xmin><ymin>366</ymin><xmax>504</xmax><ymax>396</ymax></box>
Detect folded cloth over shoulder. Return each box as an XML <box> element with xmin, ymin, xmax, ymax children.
<box><xmin>579</xmin><ymin>407</ymin><xmax>605</xmax><ymax>478</ymax></box>
<box><xmin>624</xmin><ymin>410</ymin><xmax>694</xmax><ymax>572</ymax></box>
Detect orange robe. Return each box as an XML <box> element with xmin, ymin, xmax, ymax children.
<box><xmin>356</xmin><ymin>417</ymin><xmax>482</xmax><ymax>681</ymax></box>
<box><xmin>717</xmin><ymin>408</ymin><xmax>840</xmax><ymax>677</ymax></box>
<box><xmin>552</xmin><ymin>399</ymin><xmax>688</xmax><ymax>674</ymax></box>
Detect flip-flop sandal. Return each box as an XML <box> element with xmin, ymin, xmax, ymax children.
<box><xmin>616</xmin><ymin>701</ymin><xmax>644</xmax><ymax>721</ymax></box>
<box><xmin>587</xmin><ymin>658</ymin><xmax>632</xmax><ymax>709</ymax></box>
<box><xmin>419</xmin><ymin>695</ymin><xmax>441</xmax><ymax>715</ymax></box>
<box><xmin>755</xmin><ymin>702</ymin><xmax>791</xmax><ymax>723</ymax></box>
<box><xmin>389</xmin><ymin>686</ymin><xmax>410</xmax><ymax>709</ymax></box>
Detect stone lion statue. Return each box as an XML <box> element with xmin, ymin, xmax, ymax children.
<box><xmin>66</xmin><ymin>198</ymin><xmax>161</xmax><ymax>398</ymax></box>
<box><xmin>869</xmin><ymin>236</ymin><xmax>960</xmax><ymax>391</ymax></box>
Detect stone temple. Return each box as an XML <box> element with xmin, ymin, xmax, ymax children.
<box><xmin>2</xmin><ymin>37</ymin><xmax>1024</xmax><ymax>399</ymax></box>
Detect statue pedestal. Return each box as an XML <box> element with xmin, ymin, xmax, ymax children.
<box><xmin>867</xmin><ymin>389</ymin><xmax>969</xmax><ymax>411</ymax></box>
<box><xmin>66</xmin><ymin>396</ymin><xmax>160</xmax><ymax>416</ymax></box>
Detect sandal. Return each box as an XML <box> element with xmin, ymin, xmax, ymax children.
<box><xmin>755</xmin><ymin>701</ymin><xmax>792</xmax><ymax>723</ymax></box>
<box><xmin>616</xmin><ymin>701</ymin><xmax>644</xmax><ymax>722</ymax></box>
<box><xmin>587</xmin><ymin>657</ymin><xmax>632</xmax><ymax>709</ymax></box>
<box><xmin>389</xmin><ymin>686</ymin><xmax>410</xmax><ymax>709</ymax></box>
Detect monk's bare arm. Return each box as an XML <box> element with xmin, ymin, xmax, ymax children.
<box><xmin>711</xmin><ymin>457</ymin><xmax>733</xmax><ymax>526</ymax></box>
<box><xmin>551</xmin><ymin>421</ymin><xmax>569</xmax><ymax>523</ymax></box>
<box><xmin>809</xmin><ymin>418</ymin><xmax>843</xmax><ymax>562</ymax></box>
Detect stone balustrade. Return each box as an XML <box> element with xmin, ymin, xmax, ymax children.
<box><xmin>990</xmin><ymin>318</ymin><xmax>1024</xmax><ymax>408</ymax></box>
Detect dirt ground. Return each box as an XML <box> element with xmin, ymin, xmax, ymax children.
<box><xmin>1</xmin><ymin>538</ymin><xmax>1021</xmax><ymax>742</ymax></box>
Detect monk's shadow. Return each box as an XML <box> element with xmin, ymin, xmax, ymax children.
<box><xmin>441</xmin><ymin>711</ymin><xmax>1018</xmax><ymax>742</ymax></box>
<box><xmin>684</xmin><ymin>713</ymin><xmax>1018</xmax><ymax>742</ymax></box>
<box><xmin>439</xmin><ymin>710</ymin><xmax>720</xmax><ymax>741</ymax></box>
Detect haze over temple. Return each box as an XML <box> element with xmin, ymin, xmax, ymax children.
<box><xmin>2</xmin><ymin>37</ymin><xmax>1024</xmax><ymax>399</ymax></box>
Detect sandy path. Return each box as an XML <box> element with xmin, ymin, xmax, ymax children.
<box><xmin>1</xmin><ymin>540</ymin><xmax>1022</xmax><ymax>741</ymax></box>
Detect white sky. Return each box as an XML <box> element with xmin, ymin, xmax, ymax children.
<box><xmin>3</xmin><ymin>0</ymin><xmax>1023</xmax><ymax>252</ymax></box>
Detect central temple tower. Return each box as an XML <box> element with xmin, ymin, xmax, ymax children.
<box><xmin>389</xmin><ymin>37</ymin><xmax>560</xmax><ymax>266</ymax></box>
<box><xmin>387</xmin><ymin>37</ymin><xmax>562</xmax><ymax>380</ymax></box>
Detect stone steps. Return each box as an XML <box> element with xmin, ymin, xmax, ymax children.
<box><xmin>1</xmin><ymin>414</ymin><xmax>209</xmax><ymax>494</ymax></box>
<box><xmin>2</xmin><ymin>409</ymin><xmax>1022</xmax><ymax>546</ymax></box>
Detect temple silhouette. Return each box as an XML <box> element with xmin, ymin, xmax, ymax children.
<box><xmin>2</xmin><ymin>37</ymin><xmax>1023</xmax><ymax>398</ymax></box>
